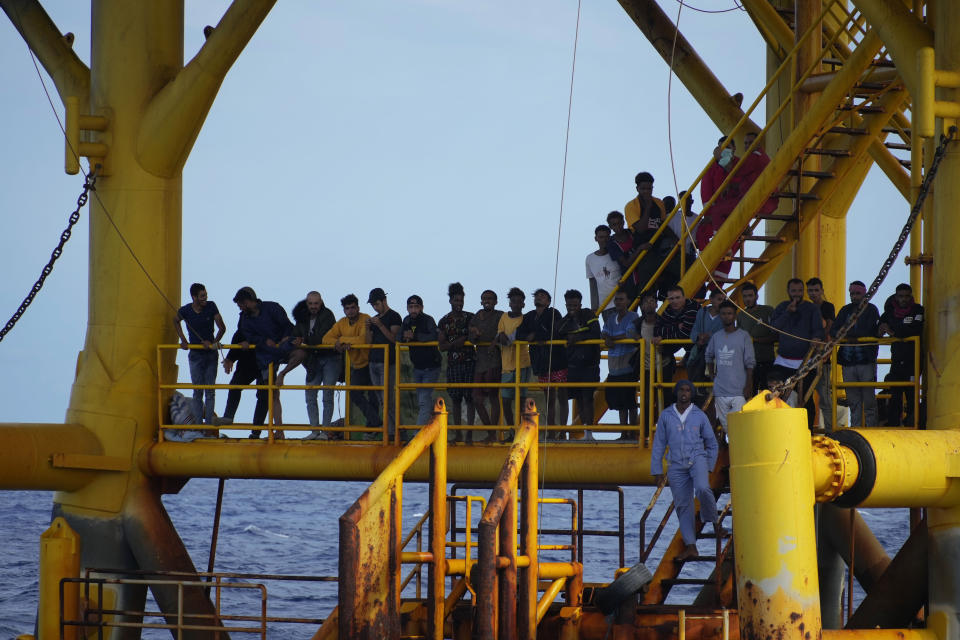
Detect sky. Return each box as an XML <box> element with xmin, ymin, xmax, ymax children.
<box><xmin>0</xmin><ymin>1</ymin><xmax>910</xmax><ymax>426</ymax></box>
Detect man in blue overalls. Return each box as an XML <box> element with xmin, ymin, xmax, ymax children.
<box><xmin>651</xmin><ymin>379</ymin><xmax>719</xmax><ymax>561</ymax></box>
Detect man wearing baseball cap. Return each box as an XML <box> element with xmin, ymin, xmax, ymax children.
<box><xmin>651</xmin><ymin>379</ymin><xmax>720</xmax><ymax>561</ymax></box>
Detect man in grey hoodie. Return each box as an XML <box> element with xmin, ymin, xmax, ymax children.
<box><xmin>651</xmin><ymin>380</ymin><xmax>720</xmax><ymax>561</ymax></box>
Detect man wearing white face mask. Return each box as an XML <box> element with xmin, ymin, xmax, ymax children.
<box><xmin>699</xmin><ymin>136</ymin><xmax>743</xmax><ymax>279</ymax></box>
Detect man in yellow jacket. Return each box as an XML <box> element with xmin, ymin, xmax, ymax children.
<box><xmin>323</xmin><ymin>293</ymin><xmax>382</xmax><ymax>433</ymax></box>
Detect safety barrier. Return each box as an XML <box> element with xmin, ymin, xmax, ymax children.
<box><xmin>61</xmin><ymin>568</ymin><xmax>336</xmax><ymax>638</ymax></box>
<box><xmin>158</xmin><ymin>334</ymin><xmax>922</xmax><ymax>443</ymax></box>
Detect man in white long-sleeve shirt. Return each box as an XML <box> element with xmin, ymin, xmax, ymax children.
<box><xmin>651</xmin><ymin>380</ymin><xmax>720</xmax><ymax>561</ymax></box>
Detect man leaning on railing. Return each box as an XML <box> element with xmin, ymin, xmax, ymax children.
<box><xmin>879</xmin><ymin>283</ymin><xmax>924</xmax><ymax>427</ymax></box>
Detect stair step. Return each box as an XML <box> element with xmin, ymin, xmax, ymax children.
<box><xmin>697</xmin><ymin>531</ymin><xmax>731</xmax><ymax>540</ymax></box>
<box><xmin>855</xmin><ymin>81</ymin><xmax>890</xmax><ymax>91</ymax></box>
<box><xmin>882</xmin><ymin>126</ymin><xmax>911</xmax><ymax>136</ymax></box>
<box><xmin>756</xmin><ymin>213</ymin><xmax>797</xmax><ymax>221</ymax></box>
<box><xmin>742</xmin><ymin>235</ymin><xmax>785</xmax><ymax>243</ymax></box>
<box><xmin>661</xmin><ymin>578</ymin><xmax>713</xmax><ymax>586</ymax></box>
<box><xmin>838</xmin><ymin>104</ymin><xmax>886</xmax><ymax>114</ymax></box>
<box><xmin>672</xmin><ymin>554</ymin><xmax>717</xmax><ymax>563</ymax></box>
<box><xmin>726</xmin><ymin>256</ymin><xmax>770</xmax><ymax>264</ymax></box>
<box><xmin>804</xmin><ymin>148</ymin><xmax>852</xmax><ymax>157</ymax></box>
<box><xmin>898</xmin><ymin>159</ymin><xmax>912</xmax><ymax>169</ymax></box>
<box><xmin>786</xmin><ymin>169</ymin><xmax>835</xmax><ymax>179</ymax></box>
<box><xmin>885</xmin><ymin>142</ymin><xmax>912</xmax><ymax>151</ymax></box>
<box><xmin>774</xmin><ymin>191</ymin><xmax>819</xmax><ymax>200</ymax></box>
<box><xmin>821</xmin><ymin>57</ymin><xmax>895</xmax><ymax>68</ymax></box>
<box><xmin>827</xmin><ymin>126</ymin><xmax>867</xmax><ymax>136</ymax></box>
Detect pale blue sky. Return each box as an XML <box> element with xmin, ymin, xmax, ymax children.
<box><xmin>0</xmin><ymin>2</ymin><xmax>908</xmax><ymax>425</ymax></box>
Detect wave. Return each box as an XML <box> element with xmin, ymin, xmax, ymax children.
<box><xmin>243</xmin><ymin>524</ymin><xmax>291</xmax><ymax>539</ymax></box>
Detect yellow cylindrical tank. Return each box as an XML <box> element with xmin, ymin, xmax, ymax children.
<box><xmin>729</xmin><ymin>394</ymin><xmax>821</xmax><ymax>640</ymax></box>
<box><xmin>38</xmin><ymin>517</ymin><xmax>80</xmax><ymax>640</ymax></box>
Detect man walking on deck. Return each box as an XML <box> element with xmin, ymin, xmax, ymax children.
<box><xmin>652</xmin><ymin>380</ymin><xmax>720</xmax><ymax>562</ymax></box>
<box><xmin>174</xmin><ymin>283</ymin><xmax>226</xmax><ymax>427</ymax></box>
<box><xmin>831</xmin><ymin>281</ymin><xmax>881</xmax><ymax>427</ymax></box>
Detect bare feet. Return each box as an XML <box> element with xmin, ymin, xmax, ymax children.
<box><xmin>675</xmin><ymin>544</ymin><xmax>699</xmax><ymax>562</ymax></box>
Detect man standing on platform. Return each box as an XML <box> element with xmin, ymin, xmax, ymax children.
<box><xmin>737</xmin><ymin>282</ymin><xmax>775</xmax><ymax>395</ymax></box>
<box><xmin>586</xmin><ymin>224</ymin><xmax>621</xmax><ymax>320</ymax></box>
<box><xmin>806</xmin><ymin>277</ymin><xmax>836</xmax><ymax>431</ymax></box>
<box><xmin>879</xmin><ymin>283</ymin><xmax>924</xmax><ymax>426</ymax></box>
<box><xmin>706</xmin><ymin>300</ymin><xmax>755</xmax><ymax>439</ymax></box>
<box><xmin>771</xmin><ymin>278</ymin><xmax>825</xmax><ymax>428</ymax></box>
<box><xmin>368</xmin><ymin>288</ymin><xmax>402</xmax><ymax>438</ymax></box>
<box><xmin>174</xmin><ymin>282</ymin><xmax>226</xmax><ymax>427</ymax></box>
<box><xmin>651</xmin><ymin>380</ymin><xmax>719</xmax><ymax>562</ymax></box>
<box><xmin>831</xmin><ymin>281</ymin><xmax>881</xmax><ymax>427</ymax></box>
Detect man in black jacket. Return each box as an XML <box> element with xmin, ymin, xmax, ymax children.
<box><xmin>771</xmin><ymin>278</ymin><xmax>825</xmax><ymax>428</ymax></box>
<box><xmin>286</xmin><ymin>291</ymin><xmax>339</xmax><ymax>440</ymax></box>
<box><xmin>879</xmin><ymin>283</ymin><xmax>924</xmax><ymax>426</ymax></box>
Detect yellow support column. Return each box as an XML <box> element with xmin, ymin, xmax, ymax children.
<box><xmin>38</xmin><ymin>517</ymin><xmax>80</xmax><ymax>640</ymax></box>
<box><xmin>729</xmin><ymin>394</ymin><xmax>821</xmax><ymax>640</ymax></box>
<box><xmin>927</xmin><ymin>4</ymin><xmax>960</xmax><ymax>639</ymax></box>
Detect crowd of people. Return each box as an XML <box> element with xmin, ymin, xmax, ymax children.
<box><xmin>169</xmin><ymin>147</ymin><xmax>923</xmax><ymax>448</ymax></box>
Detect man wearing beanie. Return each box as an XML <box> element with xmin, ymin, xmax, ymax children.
<box><xmin>651</xmin><ymin>379</ymin><xmax>720</xmax><ymax>561</ymax></box>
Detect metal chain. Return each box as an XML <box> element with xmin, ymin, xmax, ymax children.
<box><xmin>772</xmin><ymin>126</ymin><xmax>957</xmax><ymax>399</ymax></box>
<box><xmin>0</xmin><ymin>166</ymin><xmax>100</xmax><ymax>343</ymax></box>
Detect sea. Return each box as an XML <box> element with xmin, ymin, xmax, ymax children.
<box><xmin>0</xmin><ymin>478</ymin><xmax>910</xmax><ymax>639</ymax></box>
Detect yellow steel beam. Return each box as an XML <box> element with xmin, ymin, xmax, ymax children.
<box><xmin>678</xmin><ymin>30</ymin><xmax>883</xmax><ymax>296</ymax></box>
<box><xmin>617</xmin><ymin>0</ymin><xmax>760</xmax><ymax>136</ymax></box>
<box><xmin>139</xmin><ymin>441</ymin><xmax>655</xmax><ymax>485</ymax></box>
<box><xmin>0</xmin><ymin>424</ymin><xmax>102</xmax><ymax>491</ymax></box>
<box><xmin>868</xmin><ymin>138</ymin><xmax>912</xmax><ymax>200</ymax></box>
<box><xmin>850</xmin><ymin>0</ymin><xmax>932</xmax><ymax>98</ymax></box>
<box><xmin>739</xmin><ymin>0</ymin><xmax>793</xmax><ymax>59</ymax></box>
<box><xmin>137</xmin><ymin>0</ymin><xmax>276</xmax><ymax>177</ymax></box>
<box><xmin>0</xmin><ymin>0</ymin><xmax>90</xmax><ymax>105</ymax></box>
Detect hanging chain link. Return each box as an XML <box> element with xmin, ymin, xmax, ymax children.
<box><xmin>772</xmin><ymin>126</ymin><xmax>957</xmax><ymax>400</ymax></box>
<box><xmin>0</xmin><ymin>166</ymin><xmax>100</xmax><ymax>343</ymax></box>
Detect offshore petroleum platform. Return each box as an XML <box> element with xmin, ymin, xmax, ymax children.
<box><xmin>2</xmin><ymin>0</ymin><xmax>960</xmax><ymax>638</ymax></box>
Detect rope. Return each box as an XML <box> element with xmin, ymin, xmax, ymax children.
<box><xmin>540</xmin><ymin>0</ymin><xmax>583</xmax><ymax>539</ymax></box>
<box><xmin>13</xmin><ymin>21</ymin><xmax>222</xmax><ymax>359</ymax></box>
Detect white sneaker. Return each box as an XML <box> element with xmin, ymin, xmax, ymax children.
<box><xmin>303</xmin><ymin>430</ymin><xmax>329</xmax><ymax>441</ymax></box>
<box><xmin>213</xmin><ymin>416</ymin><xmax>233</xmax><ymax>426</ymax></box>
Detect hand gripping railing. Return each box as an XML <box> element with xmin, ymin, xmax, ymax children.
<box><xmin>337</xmin><ymin>398</ymin><xmax>447</xmax><ymax>640</ymax></box>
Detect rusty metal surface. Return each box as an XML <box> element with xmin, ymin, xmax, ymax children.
<box><xmin>537</xmin><ymin>607</ymin><xmax>741</xmax><ymax>639</ymax></box>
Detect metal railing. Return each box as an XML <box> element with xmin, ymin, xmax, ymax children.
<box><xmin>62</xmin><ymin>568</ymin><xmax>337</xmax><ymax>639</ymax></box>
<box><xmin>158</xmin><ymin>335</ymin><xmax>922</xmax><ymax>442</ymax></box>
<box><xmin>829</xmin><ymin>336</ymin><xmax>921</xmax><ymax>428</ymax></box>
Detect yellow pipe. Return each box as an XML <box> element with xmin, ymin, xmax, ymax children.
<box><xmin>811</xmin><ymin>436</ymin><xmax>860</xmax><ymax>503</ymax></box>
<box><xmin>0</xmin><ymin>424</ymin><xmax>102</xmax><ymax>491</ymax></box>
<box><xmin>140</xmin><ymin>442</ymin><xmax>656</xmax><ymax>485</ymax></box>
<box><xmin>536</xmin><ymin>578</ymin><xmax>567</xmax><ymax>624</ymax></box>
<box><xmin>729</xmin><ymin>393</ymin><xmax>821</xmax><ymax>640</ymax></box>
<box><xmin>854</xmin><ymin>429</ymin><xmax>960</xmax><ymax>508</ymax></box>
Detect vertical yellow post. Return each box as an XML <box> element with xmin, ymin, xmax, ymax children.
<box><xmin>38</xmin><ymin>517</ymin><xmax>80</xmax><ymax>640</ymax></box>
<box><xmin>427</xmin><ymin>400</ymin><xmax>447</xmax><ymax>640</ymax></box>
<box><xmin>927</xmin><ymin>4</ymin><xmax>960</xmax><ymax>639</ymax></box>
<box><xmin>729</xmin><ymin>395</ymin><xmax>821</xmax><ymax>640</ymax></box>
<box><xmin>520</xmin><ymin>406</ymin><xmax>539</xmax><ymax>640</ymax></box>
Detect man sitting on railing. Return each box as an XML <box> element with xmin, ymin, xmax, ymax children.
<box><xmin>879</xmin><ymin>283</ymin><xmax>924</xmax><ymax>427</ymax></box>
<box><xmin>651</xmin><ymin>380</ymin><xmax>720</xmax><ymax>562</ymax></box>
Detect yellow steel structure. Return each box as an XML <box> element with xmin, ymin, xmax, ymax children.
<box><xmin>5</xmin><ymin>0</ymin><xmax>960</xmax><ymax>638</ymax></box>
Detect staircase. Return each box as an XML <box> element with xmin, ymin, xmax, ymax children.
<box><xmin>606</xmin><ymin>0</ymin><xmax>912</xmax><ymax>307</ymax></box>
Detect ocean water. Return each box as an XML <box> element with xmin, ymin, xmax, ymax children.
<box><xmin>0</xmin><ymin>479</ymin><xmax>910</xmax><ymax>639</ymax></box>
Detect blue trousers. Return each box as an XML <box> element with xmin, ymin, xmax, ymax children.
<box><xmin>306</xmin><ymin>356</ymin><xmax>342</xmax><ymax>427</ymax></box>
<box><xmin>188</xmin><ymin>349</ymin><xmax>218</xmax><ymax>424</ymax></box>
<box><xmin>413</xmin><ymin>367</ymin><xmax>441</xmax><ymax>425</ymax></box>
<box><xmin>667</xmin><ymin>456</ymin><xmax>717</xmax><ymax>545</ymax></box>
